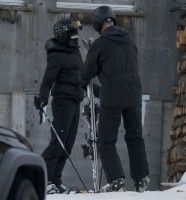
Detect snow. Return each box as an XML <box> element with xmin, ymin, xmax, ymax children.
<box><xmin>46</xmin><ymin>184</ymin><xmax>186</xmax><ymax>200</ymax></box>
<box><xmin>161</xmin><ymin>172</ymin><xmax>186</xmax><ymax>187</ymax></box>
<box><xmin>46</xmin><ymin>172</ymin><xmax>186</xmax><ymax>200</ymax></box>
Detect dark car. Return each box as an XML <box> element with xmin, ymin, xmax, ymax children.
<box><xmin>0</xmin><ymin>126</ymin><xmax>47</xmax><ymax>200</ymax></box>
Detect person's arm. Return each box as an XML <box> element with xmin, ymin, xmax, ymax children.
<box><xmin>39</xmin><ymin>52</ymin><xmax>62</xmax><ymax>105</ymax></box>
<box><xmin>79</xmin><ymin>41</ymin><xmax>100</xmax><ymax>82</ymax></box>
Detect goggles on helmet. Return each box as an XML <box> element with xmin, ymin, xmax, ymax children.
<box><xmin>70</xmin><ymin>21</ymin><xmax>82</xmax><ymax>30</ymax></box>
<box><xmin>54</xmin><ymin>20</ymin><xmax>82</xmax><ymax>34</ymax></box>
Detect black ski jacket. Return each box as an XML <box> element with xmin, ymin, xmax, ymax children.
<box><xmin>79</xmin><ymin>26</ymin><xmax>142</xmax><ymax>107</ymax></box>
<box><xmin>39</xmin><ymin>38</ymin><xmax>84</xmax><ymax>102</ymax></box>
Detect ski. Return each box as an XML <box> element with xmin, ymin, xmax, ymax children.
<box><xmin>88</xmin><ymin>80</ymin><xmax>99</xmax><ymax>192</ymax></box>
<box><xmin>81</xmin><ymin>38</ymin><xmax>100</xmax><ymax>192</ymax></box>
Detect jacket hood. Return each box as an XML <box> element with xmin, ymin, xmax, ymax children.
<box><xmin>101</xmin><ymin>26</ymin><xmax>130</xmax><ymax>44</ymax></box>
<box><xmin>45</xmin><ymin>38</ymin><xmax>78</xmax><ymax>53</ymax></box>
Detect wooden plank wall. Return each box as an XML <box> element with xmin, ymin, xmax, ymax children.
<box><xmin>0</xmin><ymin>0</ymin><xmax>184</xmax><ymax>190</ymax></box>
<box><xmin>135</xmin><ymin>0</ymin><xmax>181</xmax><ymax>101</ymax></box>
<box><xmin>0</xmin><ymin>0</ymin><xmax>181</xmax><ymax>99</ymax></box>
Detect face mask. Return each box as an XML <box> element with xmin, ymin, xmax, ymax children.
<box><xmin>68</xmin><ymin>38</ymin><xmax>79</xmax><ymax>47</ymax></box>
<box><xmin>67</xmin><ymin>30</ymin><xmax>79</xmax><ymax>47</ymax></box>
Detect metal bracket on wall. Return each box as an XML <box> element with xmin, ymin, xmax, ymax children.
<box><xmin>0</xmin><ymin>9</ymin><xmax>25</xmax><ymax>24</ymax></box>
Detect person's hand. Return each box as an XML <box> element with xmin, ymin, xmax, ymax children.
<box><xmin>34</xmin><ymin>96</ymin><xmax>48</xmax><ymax>110</ymax></box>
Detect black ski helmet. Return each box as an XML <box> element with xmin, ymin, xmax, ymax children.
<box><xmin>92</xmin><ymin>6</ymin><xmax>116</xmax><ymax>33</ymax></box>
<box><xmin>53</xmin><ymin>18</ymin><xmax>82</xmax><ymax>42</ymax></box>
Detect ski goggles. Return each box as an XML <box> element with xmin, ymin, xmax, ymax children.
<box><xmin>69</xmin><ymin>20</ymin><xmax>82</xmax><ymax>30</ymax></box>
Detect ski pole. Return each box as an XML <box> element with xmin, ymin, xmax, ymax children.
<box><xmin>99</xmin><ymin>165</ymin><xmax>103</xmax><ymax>190</ymax></box>
<box><xmin>40</xmin><ymin>107</ymin><xmax>89</xmax><ymax>193</ymax></box>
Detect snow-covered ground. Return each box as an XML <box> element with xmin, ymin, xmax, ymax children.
<box><xmin>46</xmin><ymin>172</ymin><xmax>186</xmax><ymax>200</ymax></box>
<box><xmin>46</xmin><ymin>184</ymin><xmax>186</xmax><ymax>200</ymax></box>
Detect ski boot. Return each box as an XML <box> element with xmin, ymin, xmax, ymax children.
<box><xmin>100</xmin><ymin>177</ymin><xmax>125</xmax><ymax>192</ymax></box>
<box><xmin>56</xmin><ymin>184</ymin><xmax>70</xmax><ymax>194</ymax></box>
<box><xmin>47</xmin><ymin>182</ymin><xmax>60</xmax><ymax>194</ymax></box>
<box><xmin>134</xmin><ymin>176</ymin><xmax>150</xmax><ymax>193</ymax></box>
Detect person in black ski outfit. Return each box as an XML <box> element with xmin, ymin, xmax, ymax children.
<box><xmin>34</xmin><ymin>19</ymin><xmax>84</xmax><ymax>194</ymax></box>
<box><xmin>79</xmin><ymin>6</ymin><xmax>150</xmax><ymax>193</ymax></box>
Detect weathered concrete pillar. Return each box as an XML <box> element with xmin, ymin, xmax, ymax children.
<box><xmin>0</xmin><ymin>94</ymin><xmax>11</xmax><ymax>128</ymax></box>
<box><xmin>11</xmin><ymin>90</ymin><xmax>26</xmax><ymax>137</ymax></box>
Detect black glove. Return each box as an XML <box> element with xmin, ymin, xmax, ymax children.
<box><xmin>34</xmin><ymin>96</ymin><xmax>48</xmax><ymax>110</ymax></box>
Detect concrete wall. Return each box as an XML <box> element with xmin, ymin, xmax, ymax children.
<box><xmin>0</xmin><ymin>94</ymin><xmax>11</xmax><ymax>128</ymax></box>
<box><xmin>0</xmin><ymin>91</ymin><xmax>25</xmax><ymax>135</ymax></box>
<box><xmin>0</xmin><ymin>91</ymin><xmax>172</xmax><ymax>190</ymax></box>
<box><xmin>161</xmin><ymin>102</ymin><xmax>173</xmax><ymax>183</ymax></box>
<box><xmin>0</xmin><ymin>0</ymin><xmax>182</xmax><ymax>191</ymax></box>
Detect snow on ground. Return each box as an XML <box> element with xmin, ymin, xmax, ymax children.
<box><xmin>46</xmin><ymin>184</ymin><xmax>186</xmax><ymax>200</ymax></box>
<box><xmin>47</xmin><ymin>172</ymin><xmax>186</xmax><ymax>200</ymax></box>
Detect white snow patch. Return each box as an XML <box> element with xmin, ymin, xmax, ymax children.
<box><xmin>46</xmin><ymin>184</ymin><xmax>186</xmax><ymax>200</ymax></box>
<box><xmin>161</xmin><ymin>172</ymin><xmax>186</xmax><ymax>187</ymax></box>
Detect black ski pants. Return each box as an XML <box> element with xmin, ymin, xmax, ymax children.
<box><xmin>42</xmin><ymin>97</ymin><xmax>80</xmax><ymax>186</ymax></box>
<box><xmin>98</xmin><ymin>104</ymin><xmax>149</xmax><ymax>183</ymax></box>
